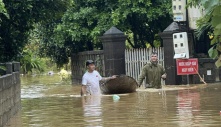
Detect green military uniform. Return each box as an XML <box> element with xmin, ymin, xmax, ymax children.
<box><xmin>138</xmin><ymin>62</ymin><xmax>165</xmax><ymax>89</ymax></box>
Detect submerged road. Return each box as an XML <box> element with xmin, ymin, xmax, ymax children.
<box><xmin>5</xmin><ymin>75</ymin><xmax>221</xmax><ymax>127</ymax></box>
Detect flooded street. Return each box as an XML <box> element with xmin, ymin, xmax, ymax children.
<box><xmin>6</xmin><ymin>75</ymin><xmax>221</xmax><ymax>127</ymax></box>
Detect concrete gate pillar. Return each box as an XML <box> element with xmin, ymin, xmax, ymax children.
<box><xmin>160</xmin><ymin>22</ymin><xmax>195</xmax><ymax>85</ymax></box>
<box><xmin>100</xmin><ymin>27</ymin><xmax>127</xmax><ymax>76</ymax></box>
<box><xmin>159</xmin><ymin>22</ymin><xmax>183</xmax><ymax>85</ymax></box>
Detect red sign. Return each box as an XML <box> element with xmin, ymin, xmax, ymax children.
<box><xmin>176</xmin><ymin>58</ymin><xmax>198</xmax><ymax>75</ymax></box>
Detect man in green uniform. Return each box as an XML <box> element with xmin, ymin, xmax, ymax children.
<box><xmin>138</xmin><ymin>52</ymin><xmax>166</xmax><ymax>89</ymax></box>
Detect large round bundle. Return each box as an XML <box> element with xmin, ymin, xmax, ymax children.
<box><xmin>100</xmin><ymin>75</ymin><xmax>138</xmax><ymax>94</ymax></box>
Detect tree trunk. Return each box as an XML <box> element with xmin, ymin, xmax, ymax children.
<box><xmin>133</xmin><ymin>33</ymin><xmax>139</xmax><ymax>48</ymax></box>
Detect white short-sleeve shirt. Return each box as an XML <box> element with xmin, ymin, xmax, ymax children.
<box><xmin>82</xmin><ymin>70</ymin><xmax>102</xmax><ymax>95</ymax></box>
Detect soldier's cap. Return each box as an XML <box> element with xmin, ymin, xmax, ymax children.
<box><xmin>86</xmin><ymin>60</ymin><xmax>95</xmax><ymax>66</ymax></box>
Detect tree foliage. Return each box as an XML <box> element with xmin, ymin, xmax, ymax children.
<box><xmin>0</xmin><ymin>0</ymin><xmax>72</xmax><ymax>63</ymax></box>
<box><xmin>0</xmin><ymin>0</ymin><xmax>8</xmax><ymax>18</ymax></box>
<box><xmin>38</xmin><ymin>0</ymin><xmax>172</xmax><ymax>66</ymax></box>
<box><xmin>62</xmin><ymin>0</ymin><xmax>172</xmax><ymax>48</ymax></box>
<box><xmin>0</xmin><ymin>0</ymin><xmax>172</xmax><ymax>67</ymax></box>
<box><xmin>111</xmin><ymin>0</ymin><xmax>172</xmax><ymax>48</ymax></box>
<box><xmin>188</xmin><ymin>0</ymin><xmax>221</xmax><ymax>67</ymax></box>
<box><xmin>20</xmin><ymin>48</ymin><xmax>46</xmax><ymax>74</ymax></box>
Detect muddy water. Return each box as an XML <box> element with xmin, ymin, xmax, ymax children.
<box><xmin>6</xmin><ymin>75</ymin><xmax>221</xmax><ymax>127</ymax></box>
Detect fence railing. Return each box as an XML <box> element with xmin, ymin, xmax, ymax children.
<box><xmin>71</xmin><ymin>48</ymin><xmax>164</xmax><ymax>84</ymax></box>
<box><xmin>71</xmin><ymin>50</ymin><xmax>104</xmax><ymax>83</ymax></box>
<box><xmin>125</xmin><ymin>48</ymin><xmax>164</xmax><ymax>81</ymax></box>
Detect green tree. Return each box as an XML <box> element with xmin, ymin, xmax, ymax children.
<box><xmin>39</xmin><ymin>0</ymin><xmax>172</xmax><ymax>66</ymax></box>
<box><xmin>60</xmin><ymin>0</ymin><xmax>172</xmax><ymax>48</ymax></box>
<box><xmin>111</xmin><ymin>0</ymin><xmax>172</xmax><ymax>48</ymax></box>
<box><xmin>0</xmin><ymin>0</ymin><xmax>72</xmax><ymax>63</ymax></box>
<box><xmin>0</xmin><ymin>0</ymin><xmax>8</xmax><ymax>18</ymax></box>
<box><xmin>37</xmin><ymin>0</ymin><xmax>119</xmax><ymax>67</ymax></box>
<box><xmin>0</xmin><ymin>0</ymin><xmax>172</xmax><ymax>67</ymax></box>
<box><xmin>20</xmin><ymin>48</ymin><xmax>46</xmax><ymax>74</ymax></box>
<box><xmin>188</xmin><ymin>0</ymin><xmax>221</xmax><ymax>67</ymax></box>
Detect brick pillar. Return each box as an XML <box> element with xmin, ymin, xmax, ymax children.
<box><xmin>100</xmin><ymin>27</ymin><xmax>127</xmax><ymax>76</ymax></box>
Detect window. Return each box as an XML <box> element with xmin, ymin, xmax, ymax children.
<box><xmin>179</xmin><ymin>5</ymin><xmax>181</xmax><ymax>10</ymax></box>
<box><xmin>174</xmin><ymin>35</ymin><xmax>177</xmax><ymax>39</ymax></box>
<box><xmin>180</xmin><ymin>34</ymin><xmax>183</xmax><ymax>38</ymax></box>
<box><xmin>181</xmin><ymin>43</ymin><xmax>183</xmax><ymax>47</ymax></box>
<box><xmin>175</xmin><ymin>44</ymin><xmax>178</xmax><ymax>48</ymax></box>
<box><xmin>173</xmin><ymin>6</ymin><xmax>176</xmax><ymax>10</ymax></box>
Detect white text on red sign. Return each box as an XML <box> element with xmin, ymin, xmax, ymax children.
<box><xmin>181</xmin><ymin>67</ymin><xmax>194</xmax><ymax>72</ymax></box>
<box><xmin>179</xmin><ymin>61</ymin><xmax>197</xmax><ymax>66</ymax></box>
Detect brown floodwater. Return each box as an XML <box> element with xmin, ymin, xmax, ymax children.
<box><xmin>5</xmin><ymin>75</ymin><xmax>221</xmax><ymax>127</ymax></box>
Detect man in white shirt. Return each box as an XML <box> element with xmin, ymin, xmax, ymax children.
<box><xmin>81</xmin><ymin>60</ymin><xmax>116</xmax><ymax>96</ymax></box>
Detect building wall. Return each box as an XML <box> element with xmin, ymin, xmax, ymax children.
<box><xmin>0</xmin><ymin>62</ymin><xmax>21</xmax><ymax>127</ymax></box>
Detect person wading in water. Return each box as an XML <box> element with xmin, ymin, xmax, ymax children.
<box><xmin>81</xmin><ymin>60</ymin><xmax>116</xmax><ymax>96</ymax></box>
<box><xmin>138</xmin><ymin>52</ymin><xmax>166</xmax><ymax>89</ymax></box>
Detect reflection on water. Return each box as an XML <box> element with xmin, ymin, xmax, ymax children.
<box><xmin>177</xmin><ymin>90</ymin><xmax>201</xmax><ymax>127</ymax></box>
<box><xmin>5</xmin><ymin>75</ymin><xmax>221</xmax><ymax>127</ymax></box>
<box><xmin>82</xmin><ymin>96</ymin><xmax>102</xmax><ymax>127</ymax></box>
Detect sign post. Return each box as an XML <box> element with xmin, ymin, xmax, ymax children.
<box><xmin>187</xmin><ymin>74</ymin><xmax>189</xmax><ymax>85</ymax></box>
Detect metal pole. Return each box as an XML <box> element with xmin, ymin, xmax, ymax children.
<box><xmin>186</xmin><ymin>0</ymin><xmax>189</xmax><ymax>31</ymax></box>
<box><xmin>187</xmin><ymin>74</ymin><xmax>189</xmax><ymax>85</ymax></box>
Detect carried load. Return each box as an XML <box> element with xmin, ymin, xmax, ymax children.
<box><xmin>100</xmin><ymin>75</ymin><xmax>138</xmax><ymax>94</ymax></box>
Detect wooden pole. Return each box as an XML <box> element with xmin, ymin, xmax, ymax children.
<box><xmin>193</xmin><ymin>67</ymin><xmax>207</xmax><ymax>84</ymax></box>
